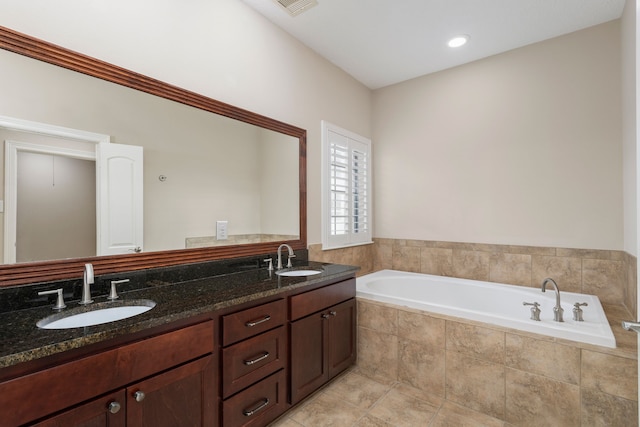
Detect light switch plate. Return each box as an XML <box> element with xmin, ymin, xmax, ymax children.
<box><xmin>216</xmin><ymin>220</ymin><xmax>228</xmax><ymax>240</ymax></box>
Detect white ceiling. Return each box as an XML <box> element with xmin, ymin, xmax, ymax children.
<box><xmin>242</xmin><ymin>0</ymin><xmax>626</xmax><ymax>89</ymax></box>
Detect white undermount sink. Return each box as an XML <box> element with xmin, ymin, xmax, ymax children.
<box><xmin>276</xmin><ymin>269</ymin><xmax>322</xmax><ymax>277</ymax></box>
<box><xmin>37</xmin><ymin>299</ymin><xmax>156</xmax><ymax>329</ymax></box>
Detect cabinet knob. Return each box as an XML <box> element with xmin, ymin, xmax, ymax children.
<box><xmin>108</xmin><ymin>401</ymin><xmax>121</xmax><ymax>414</ymax></box>
<box><xmin>329</xmin><ymin>311</ymin><xmax>337</xmax><ymax>316</ymax></box>
<box><xmin>133</xmin><ymin>391</ymin><xmax>146</xmax><ymax>402</ymax></box>
<box><xmin>321</xmin><ymin>313</ymin><xmax>330</xmax><ymax>319</ymax></box>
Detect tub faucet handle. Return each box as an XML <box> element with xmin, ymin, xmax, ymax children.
<box><xmin>573</xmin><ymin>302</ymin><xmax>588</xmax><ymax>321</ymax></box>
<box><xmin>523</xmin><ymin>301</ymin><xmax>541</xmax><ymax>321</ymax></box>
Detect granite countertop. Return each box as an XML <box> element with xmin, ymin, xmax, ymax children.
<box><xmin>0</xmin><ymin>261</ymin><xmax>358</xmax><ymax>369</ymax></box>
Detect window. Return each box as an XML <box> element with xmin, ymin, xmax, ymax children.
<box><xmin>322</xmin><ymin>121</ymin><xmax>372</xmax><ymax>249</ymax></box>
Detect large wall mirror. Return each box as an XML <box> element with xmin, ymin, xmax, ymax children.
<box><xmin>0</xmin><ymin>26</ymin><xmax>307</xmax><ymax>287</ymax></box>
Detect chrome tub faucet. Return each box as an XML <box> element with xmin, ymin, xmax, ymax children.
<box><xmin>541</xmin><ymin>277</ymin><xmax>563</xmax><ymax>322</ymax></box>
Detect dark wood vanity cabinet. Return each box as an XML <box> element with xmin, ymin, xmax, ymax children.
<box><xmin>0</xmin><ymin>321</ymin><xmax>216</xmax><ymax>427</ymax></box>
<box><xmin>0</xmin><ymin>273</ymin><xmax>358</xmax><ymax>427</ymax></box>
<box><xmin>220</xmin><ymin>299</ymin><xmax>288</xmax><ymax>427</ymax></box>
<box><xmin>289</xmin><ymin>278</ymin><xmax>357</xmax><ymax>404</ymax></box>
<box><xmin>33</xmin><ymin>356</ymin><xmax>214</xmax><ymax>427</ymax></box>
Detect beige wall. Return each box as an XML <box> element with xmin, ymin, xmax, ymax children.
<box><xmin>0</xmin><ymin>3</ymin><xmax>630</xmax><ymax>255</ymax></box>
<box><xmin>622</xmin><ymin>0</ymin><xmax>638</xmax><ymax>258</ymax></box>
<box><xmin>372</xmin><ymin>21</ymin><xmax>622</xmax><ymax>251</ymax></box>
<box><xmin>0</xmin><ymin>0</ymin><xmax>373</xmax><ymax>247</ymax></box>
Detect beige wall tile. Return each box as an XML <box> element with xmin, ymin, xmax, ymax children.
<box><xmin>358</xmin><ymin>300</ymin><xmax>398</xmax><ymax>335</ymax></box>
<box><xmin>373</xmin><ymin>239</ymin><xmax>393</xmax><ymax>270</ymax></box>
<box><xmin>392</xmin><ymin>245</ymin><xmax>421</xmax><ymax>272</ymax></box>
<box><xmin>452</xmin><ymin>250</ymin><xmax>490</xmax><ymax>281</ymax></box>
<box><xmin>556</xmin><ymin>248</ymin><xmax>613</xmax><ymax>259</ymax></box>
<box><xmin>307</xmin><ymin>243</ymin><xmax>322</xmax><ymax>261</ymax></box>
<box><xmin>582</xmin><ymin>259</ymin><xmax>625</xmax><ymax>304</ymax></box>
<box><xmin>357</xmin><ymin>327</ymin><xmax>398</xmax><ymax>383</ymax></box>
<box><xmin>309</xmin><ymin>245</ymin><xmax>354</xmax><ymax>265</ymax></box>
<box><xmin>446</xmin><ymin>321</ymin><xmax>505</xmax><ymax>364</ymax></box>
<box><xmin>581</xmin><ymin>350</ymin><xmax>638</xmax><ymax>401</ymax></box>
<box><xmin>502</xmin><ymin>245</ymin><xmax>556</xmax><ymax>256</ymax></box>
<box><xmin>420</xmin><ymin>247</ymin><xmax>453</xmax><ymax>276</ymax></box>
<box><xmin>505</xmin><ymin>334</ymin><xmax>580</xmax><ymax>384</ymax></box>
<box><xmin>489</xmin><ymin>253</ymin><xmax>532</xmax><ymax>286</ymax></box>
<box><xmin>353</xmin><ymin>244</ymin><xmax>375</xmax><ymax>275</ymax></box>
<box><xmin>581</xmin><ymin>387</ymin><xmax>638</xmax><ymax>427</ymax></box>
<box><xmin>624</xmin><ymin>254</ymin><xmax>637</xmax><ymax>314</ymax></box>
<box><xmin>398</xmin><ymin>338</ymin><xmax>446</xmax><ymax>396</ymax></box>
<box><xmin>398</xmin><ymin>310</ymin><xmax>445</xmax><ymax>347</ymax></box>
<box><xmin>505</xmin><ymin>368</ymin><xmax>580</xmax><ymax>427</ymax></box>
<box><xmin>531</xmin><ymin>255</ymin><xmax>582</xmax><ymax>293</ymax></box>
<box><xmin>368</xmin><ymin>239</ymin><xmax>633</xmax><ymax>307</ymax></box>
<box><xmin>446</xmin><ymin>352</ymin><xmax>505</xmax><ymax>419</ymax></box>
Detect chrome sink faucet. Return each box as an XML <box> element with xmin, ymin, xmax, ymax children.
<box><xmin>79</xmin><ymin>263</ymin><xmax>94</xmax><ymax>305</ymax></box>
<box><xmin>276</xmin><ymin>244</ymin><xmax>295</xmax><ymax>270</ymax></box>
<box><xmin>541</xmin><ymin>277</ymin><xmax>563</xmax><ymax>322</ymax></box>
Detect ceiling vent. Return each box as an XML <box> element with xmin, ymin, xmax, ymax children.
<box><xmin>275</xmin><ymin>0</ymin><xmax>318</xmax><ymax>16</ymax></box>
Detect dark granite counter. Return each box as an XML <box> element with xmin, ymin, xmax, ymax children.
<box><xmin>0</xmin><ymin>261</ymin><xmax>358</xmax><ymax>369</ymax></box>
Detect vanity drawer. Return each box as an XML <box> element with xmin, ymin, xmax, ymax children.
<box><xmin>222</xmin><ymin>369</ymin><xmax>287</xmax><ymax>427</ymax></box>
<box><xmin>222</xmin><ymin>326</ymin><xmax>287</xmax><ymax>398</ymax></box>
<box><xmin>223</xmin><ymin>299</ymin><xmax>286</xmax><ymax>346</ymax></box>
<box><xmin>290</xmin><ymin>278</ymin><xmax>356</xmax><ymax>321</ymax></box>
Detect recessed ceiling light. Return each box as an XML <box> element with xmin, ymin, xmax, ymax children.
<box><xmin>448</xmin><ymin>35</ymin><xmax>469</xmax><ymax>48</ymax></box>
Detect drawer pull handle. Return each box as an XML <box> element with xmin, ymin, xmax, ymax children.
<box><xmin>243</xmin><ymin>398</ymin><xmax>270</xmax><ymax>417</ymax></box>
<box><xmin>245</xmin><ymin>315</ymin><xmax>271</xmax><ymax>327</ymax></box>
<box><xmin>244</xmin><ymin>351</ymin><xmax>270</xmax><ymax>366</ymax></box>
<box><xmin>108</xmin><ymin>401</ymin><xmax>121</xmax><ymax>414</ymax></box>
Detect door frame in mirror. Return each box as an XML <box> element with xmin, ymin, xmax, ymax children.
<box><xmin>0</xmin><ymin>26</ymin><xmax>307</xmax><ymax>287</ymax></box>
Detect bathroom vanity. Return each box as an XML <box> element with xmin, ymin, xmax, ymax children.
<box><xmin>0</xmin><ymin>261</ymin><xmax>358</xmax><ymax>427</ymax></box>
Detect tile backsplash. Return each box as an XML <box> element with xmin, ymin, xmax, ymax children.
<box><xmin>309</xmin><ymin>239</ymin><xmax>637</xmax><ymax>314</ymax></box>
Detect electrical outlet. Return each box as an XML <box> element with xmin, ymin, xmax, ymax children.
<box><xmin>216</xmin><ymin>221</ymin><xmax>228</xmax><ymax>240</ymax></box>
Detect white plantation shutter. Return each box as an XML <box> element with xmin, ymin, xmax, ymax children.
<box><xmin>322</xmin><ymin>121</ymin><xmax>372</xmax><ymax>249</ymax></box>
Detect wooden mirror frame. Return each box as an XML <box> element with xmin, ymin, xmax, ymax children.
<box><xmin>0</xmin><ymin>26</ymin><xmax>307</xmax><ymax>287</ymax></box>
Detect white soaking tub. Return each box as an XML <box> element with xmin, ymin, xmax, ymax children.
<box><xmin>356</xmin><ymin>270</ymin><xmax>615</xmax><ymax>348</ymax></box>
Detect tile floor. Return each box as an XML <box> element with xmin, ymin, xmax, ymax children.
<box><xmin>269</xmin><ymin>369</ymin><xmax>506</xmax><ymax>427</ymax></box>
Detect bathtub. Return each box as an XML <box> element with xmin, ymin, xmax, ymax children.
<box><xmin>356</xmin><ymin>270</ymin><xmax>616</xmax><ymax>348</ymax></box>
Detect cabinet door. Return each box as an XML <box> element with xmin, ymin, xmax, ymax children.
<box><xmin>328</xmin><ymin>298</ymin><xmax>357</xmax><ymax>378</ymax></box>
<box><xmin>290</xmin><ymin>311</ymin><xmax>328</xmax><ymax>404</ymax></box>
<box><xmin>32</xmin><ymin>390</ymin><xmax>126</xmax><ymax>427</ymax></box>
<box><xmin>127</xmin><ymin>356</ymin><xmax>215</xmax><ymax>427</ymax></box>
